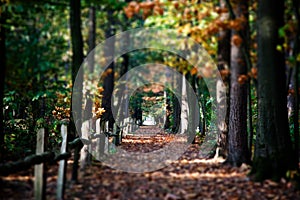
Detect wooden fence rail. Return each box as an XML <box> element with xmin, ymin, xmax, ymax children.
<box><xmin>0</xmin><ymin>152</ymin><xmax>55</xmax><ymax>176</ymax></box>
<box><xmin>0</xmin><ymin>117</ymin><xmax>138</xmax><ymax>200</ymax></box>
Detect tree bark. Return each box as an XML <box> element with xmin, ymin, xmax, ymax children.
<box><xmin>70</xmin><ymin>0</ymin><xmax>84</xmax><ymax>85</ymax></box>
<box><xmin>216</xmin><ymin>0</ymin><xmax>230</xmax><ymax>158</ymax></box>
<box><xmin>101</xmin><ymin>9</ymin><xmax>115</xmax><ymax>130</ymax></box>
<box><xmin>70</xmin><ymin>0</ymin><xmax>84</xmax><ymax>183</ymax></box>
<box><xmin>251</xmin><ymin>0</ymin><xmax>294</xmax><ymax>181</ymax></box>
<box><xmin>225</xmin><ymin>0</ymin><xmax>250</xmax><ymax>167</ymax></box>
<box><xmin>0</xmin><ymin>7</ymin><xmax>7</xmax><ymax>160</ymax></box>
<box><xmin>83</xmin><ymin>6</ymin><xmax>96</xmax><ymax>121</ymax></box>
<box><xmin>186</xmin><ymin>73</ymin><xmax>197</xmax><ymax>143</ymax></box>
<box><xmin>70</xmin><ymin>0</ymin><xmax>84</xmax><ymax>125</ymax></box>
<box><xmin>172</xmin><ymin>72</ymin><xmax>181</xmax><ymax>133</ymax></box>
<box><xmin>196</xmin><ymin>77</ymin><xmax>207</xmax><ymax>137</ymax></box>
<box><xmin>292</xmin><ymin>0</ymin><xmax>300</xmax><ymax>167</ymax></box>
<box><xmin>115</xmin><ymin>32</ymin><xmax>130</xmax><ymax>132</ymax></box>
<box><xmin>190</xmin><ymin>74</ymin><xmax>198</xmax><ymax>143</ymax></box>
<box><xmin>180</xmin><ymin>74</ymin><xmax>189</xmax><ymax>134</ymax></box>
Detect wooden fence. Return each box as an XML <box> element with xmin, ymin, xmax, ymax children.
<box><xmin>0</xmin><ymin>117</ymin><xmax>139</xmax><ymax>200</ymax></box>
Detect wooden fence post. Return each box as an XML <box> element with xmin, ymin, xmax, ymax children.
<box><xmin>99</xmin><ymin>120</ymin><xmax>106</xmax><ymax>157</ymax></box>
<box><xmin>123</xmin><ymin>118</ymin><xmax>129</xmax><ymax>138</ymax></box>
<box><xmin>119</xmin><ymin>120</ymin><xmax>127</xmax><ymax>143</ymax></box>
<box><xmin>57</xmin><ymin>120</ymin><xmax>68</xmax><ymax>200</ymax></box>
<box><xmin>88</xmin><ymin>119</ymin><xmax>95</xmax><ymax>163</ymax></box>
<box><xmin>114</xmin><ymin>123</ymin><xmax>120</xmax><ymax>146</ymax></box>
<box><xmin>95</xmin><ymin>118</ymin><xmax>101</xmax><ymax>160</ymax></box>
<box><xmin>34</xmin><ymin>128</ymin><xmax>46</xmax><ymax>200</ymax></box>
<box><xmin>134</xmin><ymin>121</ymin><xmax>139</xmax><ymax>131</ymax></box>
<box><xmin>105</xmin><ymin>120</ymin><xmax>109</xmax><ymax>132</ymax></box>
<box><xmin>104</xmin><ymin>121</ymin><xmax>109</xmax><ymax>154</ymax></box>
<box><xmin>80</xmin><ymin>120</ymin><xmax>90</xmax><ymax>171</ymax></box>
<box><xmin>128</xmin><ymin>118</ymin><xmax>131</xmax><ymax>134</ymax></box>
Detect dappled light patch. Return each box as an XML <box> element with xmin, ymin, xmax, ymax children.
<box><xmin>59</xmin><ymin>136</ymin><xmax>299</xmax><ymax>199</ymax></box>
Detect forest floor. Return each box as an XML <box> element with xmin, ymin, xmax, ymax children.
<box><xmin>1</xmin><ymin>126</ymin><xmax>300</xmax><ymax>200</ymax></box>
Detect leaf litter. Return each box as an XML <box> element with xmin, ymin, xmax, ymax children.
<box><xmin>1</xmin><ymin>126</ymin><xmax>300</xmax><ymax>199</ymax></box>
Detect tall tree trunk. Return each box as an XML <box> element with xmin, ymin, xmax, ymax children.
<box><xmin>84</xmin><ymin>6</ymin><xmax>96</xmax><ymax>121</ymax></box>
<box><xmin>81</xmin><ymin>5</ymin><xmax>96</xmax><ymax>170</ymax></box>
<box><xmin>117</xmin><ymin>32</ymin><xmax>129</xmax><ymax>125</ymax></box>
<box><xmin>245</xmin><ymin>3</ymin><xmax>254</xmax><ymax>161</ymax></box>
<box><xmin>101</xmin><ymin>10</ymin><xmax>115</xmax><ymax>130</ymax></box>
<box><xmin>164</xmin><ymin>89</ymin><xmax>171</xmax><ymax>130</ymax></box>
<box><xmin>116</xmin><ymin>0</ymin><xmax>131</xmax><ymax>127</ymax></box>
<box><xmin>186</xmin><ymin>73</ymin><xmax>197</xmax><ymax>143</ymax></box>
<box><xmin>0</xmin><ymin>7</ymin><xmax>7</xmax><ymax>160</ymax></box>
<box><xmin>70</xmin><ymin>0</ymin><xmax>84</xmax><ymax>126</ymax></box>
<box><xmin>196</xmin><ymin>77</ymin><xmax>207</xmax><ymax>137</ymax></box>
<box><xmin>216</xmin><ymin>0</ymin><xmax>230</xmax><ymax>158</ymax></box>
<box><xmin>70</xmin><ymin>0</ymin><xmax>84</xmax><ymax>86</ymax></box>
<box><xmin>70</xmin><ymin>0</ymin><xmax>84</xmax><ymax>182</ymax></box>
<box><xmin>251</xmin><ymin>0</ymin><xmax>294</xmax><ymax>181</ymax></box>
<box><xmin>180</xmin><ymin>74</ymin><xmax>189</xmax><ymax>134</ymax></box>
<box><xmin>172</xmin><ymin>71</ymin><xmax>181</xmax><ymax>133</ymax></box>
<box><xmin>292</xmin><ymin>0</ymin><xmax>299</xmax><ymax>166</ymax></box>
<box><xmin>31</xmin><ymin>19</ymin><xmax>40</xmax><ymax>134</ymax></box>
<box><xmin>247</xmin><ymin>79</ymin><xmax>254</xmax><ymax>159</ymax></box>
<box><xmin>225</xmin><ymin>0</ymin><xmax>250</xmax><ymax>167</ymax></box>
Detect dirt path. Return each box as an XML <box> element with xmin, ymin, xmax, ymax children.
<box><xmin>1</xmin><ymin>127</ymin><xmax>300</xmax><ymax>199</ymax></box>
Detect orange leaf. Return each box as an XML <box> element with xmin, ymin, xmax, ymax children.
<box><xmin>231</xmin><ymin>34</ymin><xmax>243</xmax><ymax>47</ymax></box>
<box><xmin>238</xmin><ymin>74</ymin><xmax>248</xmax><ymax>84</ymax></box>
<box><xmin>190</xmin><ymin>67</ymin><xmax>198</xmax><ymax>75</ymax></box>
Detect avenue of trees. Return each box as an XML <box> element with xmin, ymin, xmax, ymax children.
<box><xmin>0</xmin><ymin>0</ymin><xmax>299</xmax><ymax>183</ymax></box>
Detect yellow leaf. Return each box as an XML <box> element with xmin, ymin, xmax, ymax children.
<box><xmin>297</xmin><ymin>53</ymin><xmax>300</xmax><ymax>62</ymax></box>
<box><xmin>276</xmin><ymin>45</ymin><xmax>283</xmax><ymax>52</ymax></box>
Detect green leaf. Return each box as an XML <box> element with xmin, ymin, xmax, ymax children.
<box><xmin>278</xmin><ymin>27</ymin><xmax>285</xmax><ymax>38</ymax></box>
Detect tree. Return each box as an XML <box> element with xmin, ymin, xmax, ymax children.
<box><xmin>101</xmin><ymin>9</ymin><xmax>115</xmax><ymax>130</ymax></box>
<box><xmin>0</xmin><ymin>3</ymin><xmax>7</xmax><ymax>160</ymax></box>
<box><xmin>186</xmin><ymin>73</ymin><xmax>198</xmax><ymax>143</ymax></box>
<box><xmin>292</xmin><ymin>0</ymin><xmax>300</xmax><ymax>166</ymax></box>
<box><xmin>172</xmin><ymin>70</ymin><xmax>181</xmax><ymax>133</ymax></box>
<box><xmin>70</xmin><ymin>0</ymin><xmax>84</xmax><ymax>85</ymax></box>
<box><xmin>2</xmin><ymin>1</ymin><xmax>70</xmax><ymax>159</ymax></box>
<box><xmin>225</xmin><ymin>0</ymin><xmax>250</xmax><ymax>166</ymax></box>
<box><xmin>215</xmin><ymin>0</ymin><xmax>230</xmax><ymax>158</ymax></box>
<box><xmin>251</xmin><ymin>0</ymin><xmax>294</xmax><ymax>181</ymax></box>
<box><xmin>70</xmin><ymin>0</ymin><xmax>84</xmax><ymax>182</ymax></box>
<box><xmin>83</xmin><ymin>6</ymin><xmax>96</xmax><ymax>121</ymax></box>
<box><xmin>180</xmin><ymin>73</ymin><xmax>189</xmax><ymax>135</ymax></box>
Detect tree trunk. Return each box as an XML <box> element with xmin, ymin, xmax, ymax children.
<box><xmin>251</xmin><ymin>0</ymin><xmax>294</xmax><ymax>181</ymax></box>
<box><xmin>70</xmin><ymin>0</ymin><xmax>84</xmax><ymax>85</ymax></box>
<box><xmin>115</xmin><ymin>32</ymin><xmax>129</xmax><ymax>129</ymax></box>
<box><xmin>70</xmin><ymin>0</ymin><xmax>84</xmax><ymax>183</ymax></box>
<box><xmin>247</xmin><ymin>78</ymin><xmax>254</xmax><ymax>159</ymax></box>
<box><xmin>180</xmin><ymin>74</ymin><xmax>189</xmax><ymax>134</ymax></box>
<box><xmin>216</xmin><ymin>0</ymin><xmax>230</xmax><ymax>158</ymax></box>
<box><xmin>225</xmin><ymin>0</ymin><xmax>250</xmax><ymax>167</ymax></box>
<box><xmin>186</xmin><ymin>73</ymin><xmax>197</xmax><ymax>143</ymax></box>
<box><xmin>196</xmin><ymin>77</ymin><xmax>207</xmax><ymax>137</ymax></box>
<box><xmin>164</xmin><ymin>89</ymin><xmax>171</xmax><ymax>130</ymax></box>
<box><xmin>172</xmin><ymin>73</ymin><xmax>181</xmax><ymax>133</ymax></box>
<box><xmin>70</xmin><ymin>0</ymin><xmax>84</xmax><ymax>125</ymax></box>
<box><xmin>81</xmin><ymin>6</ymin><xmax>96</xmax><ymax>168</ymax></box>
<box><xmin>0</xmin><ymin>7</ymin><xmax>7</xmax><ymax>160</ymax></box>
<box><xmin>84</xmin><ymin>6</ymin><xmax>96</xmax><ymax>121</ymax></box>
<box><xmin>292</xmin><ymin>0</ymin><xmax>299</xmax><ymax>167</ymax></box>
<box><xmin>101</xmin><ymin>9</ymin><xmax>115</xmax><ymax>130</ymax></box>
